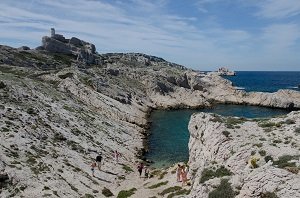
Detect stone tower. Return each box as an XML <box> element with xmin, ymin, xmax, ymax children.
<box><xmin>50</xmin><ymin>28</ymin><xmax>55</xmax><ymax>38</ymax></box>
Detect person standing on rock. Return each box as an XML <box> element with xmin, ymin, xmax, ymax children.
<box><xmin>91</xmin><ymin>161</ymin><xmax>97</xmax><ymax>177</ymax></box>
<box><xmin>96</xmin><ymin>154</ymin><xmax>102</xmax><ymax>170</ymax></box>
<box><xmin>137</xmin><ymin>163</ymin><xmax>144</xmax><ymax>177</ymax></box>
<box><xmin>176</xmin><ymin>164</ymin><xmax>182</xmax><ymax>182</ymax></box>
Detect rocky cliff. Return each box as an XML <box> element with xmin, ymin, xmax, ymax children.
<box><xmin>0</xmin><ymin>33</ymin><xmax>300</xmax><ymax>197</ymax></box>
<box><xmin>188</xmin><ymin>112</ymin><xmax>300</xmax><ymax>198</ymax></box>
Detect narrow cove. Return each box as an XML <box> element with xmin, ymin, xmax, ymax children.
<box><xmin>145</xmin><ymin>104</ymin><xmax>290</xmax><ymax>168</ymax></box>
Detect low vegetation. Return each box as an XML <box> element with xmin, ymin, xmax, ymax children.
<box><xmin>159</xmin><ymin>186</ymin><xmax>182</xmax><ymax>196</ymax></box>
<box><xmin>222</xmin><ymin>131</ymin><xmax>230</xmax><ymax>138</ymax></box>
<box><xmin>273</xmin><ymin>155</ymin><xmax>298</xmax><ymax>168</ymax></box>
<box><xmin>225</xmin><ymin>117</ymin><xmax>246</xmax><ymax>128</ymax></box>
<box><xmin>102</xmin><ymin>187</ymin><xmax>114</xmax><ymax>197</ymax></box>
<box><xmin>258</xmin><ymin>150</ymin><xmax>266</xmax><ymax>156</ymax></box>
<box><xmin>117</xmin><ymin>188</ymin><xmax>137</xmax><ymax>198</ymax></box>
<box><xmin>200</xmin><ymin>166</ymin><xmax>232</xmax><ymax>183</ymax></box>
<box><xmin>122</xmin><ymin>164</ymin><xmax>133</xmax><ymax>173</ymax></box>
<box><xmin>208</xmin><ymin>179</ymin><xmax>236</xmax><ymax>198</ymax></box>
<box><xmin>260</xmin><ymin>192</ymin><xmax>278</xmax><ymax>198</ymax></box>
<box><xmin>148</xmin><ymin>181</ymin><xmax>168</xmax><ymax>189</ymax></box>
<box><xmin>167</xmin><ymin>189</ymin><xmax>190</xmax><ymax>198</ymax></box>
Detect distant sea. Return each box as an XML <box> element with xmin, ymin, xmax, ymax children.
<box><xmin>224</xmin><ymin>71</ymin><xmax>300</xmax><ymax>92</ymax></box>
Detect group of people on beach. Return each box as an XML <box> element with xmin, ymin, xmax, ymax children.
<box><xmin>90</xmin><ymin>150</ymin><xmax>121</xmax><ymax>177</ymax></box>
<box><xmin>176</xmin><ymin>164</ymin><xmax>188</xmax><ymax>186</ymax></box>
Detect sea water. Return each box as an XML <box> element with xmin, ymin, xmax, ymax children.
<box><xmin>224</xmin><ymin>71</ymin><xmax>300</xmax><ymax>92</ymax></box>
<box><xmin>146</xmin><ymin>105</ymin><xmax>290</xmax><ymax>168</ymax></box>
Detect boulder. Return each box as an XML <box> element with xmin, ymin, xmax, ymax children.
<box><xmin>18</xmin><ymin>46</ymin><xmax>30</xmax><ymax>50</ymax></box>
<box><xmin>35</xmin><ymin>46</ymin><xmax>45</xmax><ymax>50</ymax></box>
<box><xmin>69</xmin><ymin>37</ymin><xmax>82</xmax><ymax>46</ymax></box>
<box><xmin>42</xmin><ymin>36</ymin><xmax>72</xmax><ymax>54</ymax></box>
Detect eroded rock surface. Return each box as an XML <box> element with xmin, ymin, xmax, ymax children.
<box><xmin>188</xmin><ymin>111</ymin><xmax>300</xmax><ymax>198</ymax></box>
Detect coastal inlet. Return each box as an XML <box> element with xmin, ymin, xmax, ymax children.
<box><xmin>145</xmin><ymin>104</ymin><xmax>290</xmax><ymax>168</ymax></box>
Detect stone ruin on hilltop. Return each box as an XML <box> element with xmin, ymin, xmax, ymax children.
<box><xmin>38</xmin><ymin>28</ymin><xmax>100</xmax><ymax>64</ymax></box>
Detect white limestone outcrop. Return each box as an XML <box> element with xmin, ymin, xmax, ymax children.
<box><xmin>188</xmin><ymin>111</ymin><xmax>300</xmax><ymax>198</ymax></box>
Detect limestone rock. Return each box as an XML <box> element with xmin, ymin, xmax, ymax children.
<box><xmin>42</xmin><ymin>36</ymin><xmax>72</xmax><ymax>54</ymax></box>
<box><xmin>188</xmin><ymin>111</ymin><xmax>300</xmax><ymax>198</ymax></box>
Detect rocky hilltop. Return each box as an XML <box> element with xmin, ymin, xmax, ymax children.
<box><xmin>0</xmin><ymin>31</ymin><xmax>300</xmax><ymax>197</ymax></box>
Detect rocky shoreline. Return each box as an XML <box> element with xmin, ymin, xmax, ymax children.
<box><xmin>0</xmin><ymin>31</ymin><xmax>300</xmax><ymax>197</ymax></box>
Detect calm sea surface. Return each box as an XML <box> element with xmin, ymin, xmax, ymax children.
<box><xmin>224</xmin><ymin>71</ymin><xmax>300</xmax><ymax>92</ymax></box>
<box><xmin>146</xmin><ymin>71</ymin><xmax>300</xmax><ymax>168</ymax></box>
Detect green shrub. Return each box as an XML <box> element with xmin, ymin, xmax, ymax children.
<box><xmin>222</xmin><ymin>131</ymin><xmax>230</xmax><ymax>138</ymax></box>
<box><xmin>260</xmin><ymin>192</ymin><xmax>278</xmax><ymax>198</ymax></box>
<box><xmin>102</xmin><ymin>187</ymin><xmax>113</xmax><ymax>197</ymax></box>
<box><xmin>258</xmin><ymin>150</ymin><xmax>266</xmax><ymax>156</ymax></box>
<box><xmin>250</xmin><ymin>158</ymin><xmax>259</xmax><ymax>168</ymax></box>
<box><xmin>273</xmin><ymin>155</ymin><xmax>298</xmax><ymax>168</ymax></box>
<box><xmin>210</xmin><ymin>116</ymin><xmax>223</xmax><ymax>123</ymax></box>
<box><xmin>200</xmin><ymin>166</ymin><xmax>232</xmax><ymax>183</ymax></box>
<box><xmin>295</xmin><ymin>128</ymin><xmax>300</xmax><ymax>134</ymax></box>
<box><xmin>225</xmin><ymin>117</ymin><xmax>245</xmax><ymax>128</ymax></box>
<box><xmin>122</xmin><ymin>165</ymin><xmax>133</xmax><ymax>173</ymax></box>
<box><xmin>83</xmin><ymin>194</ymin><xmax>94</xmax><ymax>198</ymax></box>
<box><xmin>208</xmin><ymin>179</ymin><xmax>235</xmax><ymax>198</ymax></box>
<box><xmin>273</xmin><ymin>139</ymin><xmax>282</xmax><ymax>144</ymax></box>
<box><xmin>253</xmin><ymin>143</ymin><xmax>263</xmax><ymax>148</ymax></box>
<box><xmin>148</xmin><ymin>181</ymin><xmax>168</xmax><ymax>189</ymax></box>
<box><xmin>167</xmin><ymin>189</ymin><xmax>190</xmax><ymax>198</ymax></box>
<box><xmin>159</xmin><ymin>186</ymin><xmax>182</xmax><ymax>196</ymax></box>
<box><xmin>117</xmin><ymin>188</ymin><xmax>137</xmax><ymax>198</ymax></box>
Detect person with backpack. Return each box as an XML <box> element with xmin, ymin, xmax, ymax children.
<box><xmin>96</xmin><ymin>154</ymin><xmax>102</xmax><ymax>170</ymax></box>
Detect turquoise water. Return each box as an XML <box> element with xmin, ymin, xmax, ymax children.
<box><xmin>145</xmin><ymin>105</ymin><xmax>289</xmax><ymax>168</ymax></box>
<box><xmin>224</xmin><ymin>71</ymin><xmax>300</xmax><ymax>92</ymax></box>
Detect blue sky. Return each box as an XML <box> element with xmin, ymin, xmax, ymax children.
<box><xmin>1</xmin><ymin>0</ymin><xmax>300</xmax><ymax>71</ymax></box>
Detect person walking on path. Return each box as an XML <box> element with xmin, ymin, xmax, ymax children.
<box><xmin>91</xmin><ymin>161</ymin><xmax>97</xmax><ymax>177</ymax></box>
<box><xmin>96</xmin><ymin>154</ymin><xmax>102</xmax><ymax>170</ymax></box>
<box><xmin>137</xmin><ymin>163</ymin><xmax>144</xmax><ymax>177</ymax></box>
<box><xmin>113</xmin><ymin>150</ymin><xmax>121</xmax><ymax>164</ymax></box>
<box><xmin>176</xmin><ymin>164</ymin><xmax>182</xmax><ymax>182</ymax></box>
